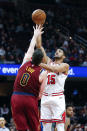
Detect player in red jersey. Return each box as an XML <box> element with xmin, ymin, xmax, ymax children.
<box><xmin>11</xmin><ymin>25</ymin><xmax>46</xmax><ymax>131</ymax></box>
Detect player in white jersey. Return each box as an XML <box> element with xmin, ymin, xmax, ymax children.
<box><xmin>38</xmin><ymin>45</ymin><xmax>69</xmax><ymax>131</ymax></box>
<box><xmin>35</xmin><ymin>26</ymin><xmax>69</xmax><ymax>131</ymax></box>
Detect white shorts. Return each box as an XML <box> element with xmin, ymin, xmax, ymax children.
<box><xmin>40</xmin><ymin>93</ymin><xmax>66</xmax><ymax>123</ymax></box>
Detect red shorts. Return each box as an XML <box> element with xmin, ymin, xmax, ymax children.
<box><xmin>11</xmin><ymin>94</ymin><xmax>41</xmax><ymax>131</ymax></box>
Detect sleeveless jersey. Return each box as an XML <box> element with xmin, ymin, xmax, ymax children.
<box><xmin>13</xmin><ymin>61</ymin><xmax>42</xmax><ymax>97</ymax></box>
<box><xmin>43</xmin><ymin>62</ymin><xmax>67</xmax><ymax>94</ymax></box>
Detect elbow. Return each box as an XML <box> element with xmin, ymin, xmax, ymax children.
<box><xmin>65</xmin><ymin>64</ymin><xmax>69</xmax><ymax>71</ymax></box>
<box><xmin>62</xmin><ymin>64</ymin><xmax>69</xmax><ymax>73</ymax></box>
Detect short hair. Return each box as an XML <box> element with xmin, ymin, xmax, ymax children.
<box><xmin>0</xmin><ymin>117</ymin><xmax>5</xmax><ymax>121</ymax></box>
<box><xmin>66</xmin><ymin>103</ymin><xmax>73</xmax><ymax>109</ymax></box>
<box><xmin>31</xmin><ymin>49</ymin><xmax>43</xmax><ymax>66</ymax></box>
<box><xmin>59</xmin><ymin>47</ymin><xmax>67</xmax><ymax>57</ymax></box>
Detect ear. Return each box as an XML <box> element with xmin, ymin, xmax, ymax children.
<box><xmin>4</xmin><ymin>120</ymin><xmax>6</xmax><ymax>124</ymax></box>
<box><xmin>63</xmin><ymin>56</ymin><xmax>66</xmax><ymax>59</ymax></box>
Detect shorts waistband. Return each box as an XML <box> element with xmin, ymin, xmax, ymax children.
<box><xmin>43</xmin><ymin>91</ymin><xmax>64</xmax><ymax>96</ymax></box>
<box><xmin>13</xmin><ymin>91</ymin><xmax>35</xmax><ymax>96</ymax></box>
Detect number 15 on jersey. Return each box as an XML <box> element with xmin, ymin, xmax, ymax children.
<box><xmin>47</xmin><ymin>75</ymin><xmax>55</xmax><ymax>85</ymax></box>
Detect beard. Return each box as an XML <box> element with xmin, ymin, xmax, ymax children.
<box><xmin>54</xmin><ymin>56</ymin><xmax>63</xmax><ymax>60</ymax></box>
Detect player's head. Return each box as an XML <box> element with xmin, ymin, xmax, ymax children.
<box><xmin>66</xmin><ymin>104</ymin><xmax>73</xmax><ymax>117</ymax></box>
<box><xmin>0</xmin><ymin>117</ymin><xmax>6</xmax><ymax>127</ymax></box>
<box><xmin>32</xmin><ymin>48</ymin><xmax>44</xmax><ymax>66</ymax></box>
<box><xmin>54</xmin><ymin>47</ymin><xmax>67</xmax><ymax>60</ymax></box>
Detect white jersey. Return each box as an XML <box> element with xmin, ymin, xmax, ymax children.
<box><xmin>43</xmin><ymin>63</ymin><xmax>67</xmax><ymax>95</ymax></box>
<box><xmin>40</xmin><ymin>63</ymin><xmax>67</xmax><ymax>123</ymax></box>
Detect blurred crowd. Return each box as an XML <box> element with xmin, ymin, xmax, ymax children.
<box><xmin>0</xmin><ymin>4</ymin><xmax>87</xmax><ymax>66</ymax></box>
<box><xmin>71</xmin><ymin>105</ymin><xmax>87</xmax><ymax>131</ymax></box>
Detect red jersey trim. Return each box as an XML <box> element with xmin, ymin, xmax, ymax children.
<box><xmin>40</xmin><ymin>119</ymin><xmax>65</xmax><ymax>123</ymax></box>
<box><xmin>43</xmin><ymin>91</ymin><xmax>64</xmax><ymax>96</ymax></box>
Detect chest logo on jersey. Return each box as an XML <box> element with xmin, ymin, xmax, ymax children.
<box><xmin>20</xmin><ymin>73</ymin><xmax>30</xmax><ymax>86</ymax></box>
<box><xmin>26</xmin><ymin>66</ymin><xmax>35</xmax><ymax>73</ymax></box>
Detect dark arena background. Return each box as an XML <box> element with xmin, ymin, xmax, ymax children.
<box><xmin>0</xmin><ymin>0</ymin><xmax>87</xmax><ymax>130</ymax></box>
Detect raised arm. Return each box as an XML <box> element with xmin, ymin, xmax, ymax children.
<box><xmin>21</xmin><ymin>25</ymin><xmax>43</xmax><ymax>66</ymax></box>
<box><xmin>36</xmin><ymin>26</ymin><xmax>52</xmax><ymax>64</ymax></box>
<box><xmin>40</xmin><ymin>63</ymin><xmax>69</xmax><ymax>74</ymax></box>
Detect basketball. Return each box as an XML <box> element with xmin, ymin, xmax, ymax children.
<box><xmin>32</xmin><ymin>9</ymin><xmax>46</xmax><ymax>25</ymax></box>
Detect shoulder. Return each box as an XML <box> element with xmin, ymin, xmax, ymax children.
<box><xmin>6</xmin><ymin>128</ymin><xmax>10</xmax><ymax>131</ymax></box>
<box><xmin>20</xmin><ymin>59</ymin><xmax>31</xmax><ymax>68</ymax></box>
<box><xmin>3</xmin><ymin>127</ymin><xmax>10</xmax><ymax>131</ymax></box>
<box><xmin>40</xmin><ymin>70</ymin><xmax>47</xmax><ymax>77</ymax></box>
<box><xmin>19</xmin><ymin>61</ymin><xmax>31</xmax><ymax>70</ymax></box>
<box><xmin>40</xmin><ymin>68</ymin><xmax>45</xmax><ymax>73</ymax></box>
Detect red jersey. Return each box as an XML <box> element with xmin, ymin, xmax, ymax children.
<box><xmin>13</xmin><ymin>61</ymin><xmax>42</xmax><ymax>97</ymax></box>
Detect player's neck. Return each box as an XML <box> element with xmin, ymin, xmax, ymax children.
<box><xmin>1</xmin><ymin>125</ymin><xmax>5</xmax><ymax>128</ymax></box>
<box><xmin>54</xmin><ymin>59</ymin><xmax>63</xmax><ymax>64</ymax></box>
<box><xmin>66</xmin><ymin>115</ymin><xmax>71</xmax><ymax>118</ymax></box>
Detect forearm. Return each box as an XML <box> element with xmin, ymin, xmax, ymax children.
<box><xmin>40</xmin><ymin>63</ymin><xmax>69</xmax><ymax>73</ymax></box>
<box><xmin>40</xmin><ymin>63</ymin><xmax>54</xmax><ymax>72</ymax></box>
<box><xmin>37</xmin><ymin>39</ymin><xmax>51</xmax><ymax>64</ymax></box>
<box><xmin>26</xmin><ymin>36</ymin><xmax>36</xmax><ymax>56</ymax></box>
<box><xmin>40</xmin><ymin>46</ymin><xmax>48</xmax><ymax>63</ymax></box>
<box><xmin>36</xmin><ymin>34</ymin><xmax>42</xmax><ymax>48</ymax></box>
<box><xmin>36</xmin><ymin>33</ymin><xmax>51</xmax><ymax>64</ymax></box>
<box><xmin>21</xmin><ymin>36</ymin><xmax>36</xmax><ymax>65</ymax></box>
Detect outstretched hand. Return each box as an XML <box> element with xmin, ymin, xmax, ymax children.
<box><xmin>33</xmin><ymin>25</ymin><xmax>44</xmax><ymax>39</ymax></box>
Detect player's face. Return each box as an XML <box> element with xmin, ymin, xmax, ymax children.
<box><xmin>66</xmin><ymin>107</ymin><xmax>73</xmax><ymax>117</ymax></box>
<box><xmin>54</xmin><ymin>49</ymin><xmax>64</xmax><ymax>59</ymax></box>
<box><xmin>0</xmin><ymin>119</ymin><xmax>5</xmax><ymax>127</ymax></box>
